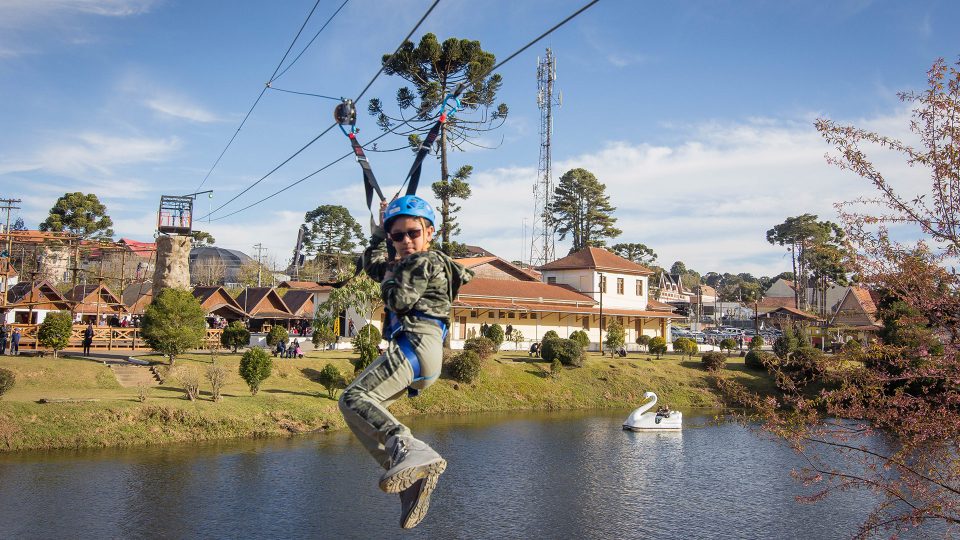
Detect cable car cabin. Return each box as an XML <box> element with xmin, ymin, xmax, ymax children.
<box><xmin>157</xmin><ymin>195</ymin><xmax>194</xmax><ymax>235</ymax></box>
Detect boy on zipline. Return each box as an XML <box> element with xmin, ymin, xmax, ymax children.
<box><xmin>339</xmin><ymin>194</ymin><xmax>472</xmax><ymax>529</ymax></box>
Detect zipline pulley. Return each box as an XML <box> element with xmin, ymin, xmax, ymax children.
<box><xmin>334</xmin><ymin>99</ymin><xmax>358</xmax><ymax>136</ymax></box>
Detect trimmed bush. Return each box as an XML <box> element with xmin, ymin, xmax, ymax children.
<box><xmin>448</xmin><ymin>350</ymin><xmax>482</xmax><ymax>383</ymax></box>
<box><xmin>551</xmin><ymin>338</ymin><xmax>584</xmax><ymax>367</ymax></box>
<box><xmin>569</xmin><ymin>330</ymin><xmax>590</xmax><ymax>350</ymax></box>
<box><xmin>649</xmin><ymin>336</ymin><xmax>668</xmax><ymax>359</ymax></box>
<box><xmin>539</xmin><ymin>337</ymin><xmax>562</xmax><ymax>362</ymax></box>
<box><xmin>266</xmin><ymin>325</ymin><xmax>289</xmax><ymax>348</ymax></box>
<box><xmin>317</xmin><ymin>363</ymin><xmax>347</xmax><ymax>399</ymax></box>
<box><xmin>719</xmin><ymin>338</ymin><xmax>738</xmax><ymax>356</ymax></box>
<box><xmin>842</xmin><ymin>338</ymin><xmax>862</xmax><ymax>354</ymax></box>
<box><xmin>312</xmin><ymin>324</ymin><xmax>338</xmax><ymax>349</ymax></box>
<box><xmin>38</xmin><ymin>311</ymin><xmax>72</xmax><ymax>357</ymax></box>
<box><xmin>744</xmin><ymin>349</ymin><xmax>773</xmax><ymax>371</ymax></box>
<box><xmin>352</xmin><ymin>324</ymin><xmax>382</xmax><ymax>373</ymax></box>
<box><xmin>769</xmin><ymin>346</ymin><xmax>826</xmax><ymax>391</ymax></box>
<box><xmin>239</xmin><ymin>347</ymin><xmax>273</xmax><ymax>395</ymax></box>
<box><xmin>749</xmin><ymin>335</ymin><xmax>765</xmax><ymax>350</ymax></box>
<box><xmin>701</xmin><ymin>351</ymin><xmax>726</xmax><ymax>371</ymax></box>
<box><xmin>0</xmin><ymin>368</ymin><xmax>14</xmax><ymax>398</ymax></box>
<box><xmin>463</xmin><ymin>336</ymin><xmax>496</xmax><ymax>360</ymax></box>
<box><xmin>542</xmin><ymin>330</ymin><xmax>560</xmax><ymax>341</ymax></box>
<box><xmin>484</xmin><ymin>323</ymin><xmax>505</xmax><ymax>351</ymax></box>
<box><xmin>142</xmin><ymin>288</ymin><xmax>207</xmax><ymax>364</ymax></box>
<box><xmin>673</xmin><ymin>337</ymin><xmax>699</xmax><ymax>359</ymax></box>
<box><xmin>220</xmin><ymin>321</ymin><xmax>250</xmax><ymax>352</ymax></box>
<box><xmin>636</xmin><ymin>334</ymin><xmax>652</xmax><ymax>351</ymax></box>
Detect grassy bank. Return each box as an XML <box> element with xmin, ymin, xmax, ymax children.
<box><xmin>0</xmin><ymin>350</ymin><xmax>775</xmax><ymax>452</ymax></box>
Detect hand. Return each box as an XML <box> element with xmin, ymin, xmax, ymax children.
<box><xmin>378</xmin><ymin>200</ymin><xmax>388</xmax><ymax>228</ymax></box>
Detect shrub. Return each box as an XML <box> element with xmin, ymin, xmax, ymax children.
<box><xmin>206</xmin><ymin>363</ymin><xmax>228</xmax><ymax>402</ymax></box>
<box><xmin>463</xmin><ymin>336</ymin><xmax>496</xmax><ymax>360</ymax></box>
<box><xmin>171</xmin><ymin>365</ymin><xmax>201</xmax><ymax>401</ymax></box>
<box><xmin>842</xmin><ymin>338</ymin><xmax>862</xmax><ymax>354</ymax></box>
<box><xmin>539</xmin><ymin>337</ymin><xmax>562</xmax><ymax>362</ymax></box>
<box><xmin>542</xmin><ymin>330</ymin><xmax>560</xmax><ymax>341</ymax></box>
<box><xmin>719</xmin><ymin>338</ymin><xmax>738</xmax><ymax>356</ymax></box>
<box><xmin>317</xmin><ymin>363</ymin><xmax>347</xmax><ymax>399</ymax></box>
<box><xmin>550</xmin><ymin>358</ymin><xmax>563</xmax><ymax>377</ymax></box>
<box><xmin>38</xmin><ymin>311</ymin><xmax>72</xmax><ymax>357</ymax></box>
<box><xmin>0</xmin><ymin>368</ymin><xmax>15</xmax><ymax>398</ymax></box>
<box><xmin>312</xmin><ymin>324</ymin><xmax>338</xmax><ymax>350</ymax></box>
<box><xmin>569</xmin><ymin>330</ymin><xmax>590</xmax><ymax>350</ymax></box>
<box><xmin>749</xmin><ymin>335</ymin><xmax>765</xmax><ymax>350</ymax></box>
<box><xmin>552</xmin><ymin>338</ymin><xmax>585</xmax><ymax>367</ymax></box>
<box><xmin>239</xmin><ymin>347</ymin><xmax>273</xmax><ymax>395</ymax></box>
<box><xmin>701</xmin><ymin>351</ymin><xmax>726</xmax><ymax>372</ymax></box>
<box><xmin>448</xmin><ymin>351</ymin><xmax>482</xmax><ymax>383</ymax></box>
<box><xmin>351</xmin><ymin>324</ymin><xmax>382</xmax><ymax>373</ymax></box>
<box><xmin>649</xmin><ymin>336</ymin><xmax>668</xmax><ymax>359</ymax></box>
<box><xmin>636</xmin><ymin>334</ymin><xmax>652</xmax><ymax>351</ymax></box>
<box><xmin>745</xmin><ymin>349</ymin><xmax>768</xmax><ymax>370</ymax></box>
<box><xmin>673</xmin><ymin>337</ymin><xmax>698</xmax><ymax>359</ymax></box>
<box><xmin>220</xmin><ymin>321</ymin><xmax>250</xmax><ymax>353</ymax></box>
<box><xmin>142</xmin><ymin>288</ymin><xmax>207</xmax><ymax>364</ymax></box>
<box><xmin>604</xmin><ymin>319</ymin><xmax>625</xmax><ymax>356</ymax></box>
<box><xmin>484</xmin><ymin>323</ymin><xmax>505</xmax><ymax>351</ymax></box>
<box><xmin>266</xmin><ymin>326</ymin><xmax>289</xmax><ymax>348</ymax></box>
<box><xmin>770</xmin><ymin>346</ymin><xmax>826</xmax><ymax>391</ymax></box>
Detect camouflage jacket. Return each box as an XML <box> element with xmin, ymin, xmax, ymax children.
<box><xmin>362</xmin><ymin>224</ymin><xmax>473</xmax><ymax>334</ymax></box>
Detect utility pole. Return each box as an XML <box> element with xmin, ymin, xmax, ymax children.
<box><xmin>253</xmin><ymin>243</ymin><xmax>266</xmax><ymax>287</ymax></box>
<box><xmin>530</xmin><ymin>48</ymin><xmax>560</xmax><ymax>267</ymax></box>
<box><xmin>0</xmin><ymin>198</ymin><xmax>22</xmax><ymax>309</ymax></box>
<box><xmin>598</xmin><ymin>272</ymin><xmax>604</xmax><ymax>355</ymax></box>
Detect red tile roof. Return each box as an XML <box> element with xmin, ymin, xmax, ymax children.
<box><xmin>537</xmin><ymin>247</ymin><xmax>654</xmax><ymax>275</ymax></box>
<box><xmin>459</xmin><ymin>278</ymin><xmax>596</xmax><ymax>304</ymax></box>
<box><xmin>277</xmin><ymin>280</ymin><xmax>333</xmax><ymax>292</ymax></box>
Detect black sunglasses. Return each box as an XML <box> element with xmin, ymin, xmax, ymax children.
<box><xmin>389</xmin><ymin>228</ymin><xmax>423</xmax><ymax>242</ymax></box>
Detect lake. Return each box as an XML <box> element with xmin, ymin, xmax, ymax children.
<box><xmin>0</xmin><ymin>409</ymin><xmax>930</xmax><ymax>539</ymax></box>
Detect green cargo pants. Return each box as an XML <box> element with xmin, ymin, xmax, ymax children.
<box><xmin>338</xmin><ymin>327</ymin><xmax>444</xmax><ymax>468</ymax></box>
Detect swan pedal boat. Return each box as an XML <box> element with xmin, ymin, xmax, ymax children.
<box><xmin>622</xmin><ymin>391</ymin><xmax>682</xmax><ymax>431</ymax></box>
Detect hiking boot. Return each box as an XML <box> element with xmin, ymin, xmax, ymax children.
<box><xmin>379</xmin><ymin>434</ymin><xmax>446</xmax><ymax>493</ymax></box>
<box><xmin>399</xmin><ymin>476</ymin><xmax>439</xmax><ymax>529</ymax></box>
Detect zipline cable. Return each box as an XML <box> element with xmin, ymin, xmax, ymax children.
<box><xmin>198</xmin><ymin>0</ymin><xmax>442</xmax><ymax>220</ymax></box>
<box><xmin>272</xmin><ymin>0</ymin><xmax>351</xmax><ymax>82</ymax></box>
<box><xmin>194</xmin><ymin>0</ymin><xmax>340</xmax><ymax>192</ymax></box>
<box><xmin>208</xmin><ymin>0</ymin><xmax>600</xmax><ymax>222</ymax></box>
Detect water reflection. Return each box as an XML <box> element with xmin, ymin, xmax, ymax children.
<box><xmin>0</xmin><ymin>409</ymin><xmax>937</xmax><ymax>539</ymax></box>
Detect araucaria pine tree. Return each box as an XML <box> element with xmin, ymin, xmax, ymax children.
<box><xmin>548</xmin><ymin>168</ymin><xmax>621</xmax><ymax>252</ymax></box>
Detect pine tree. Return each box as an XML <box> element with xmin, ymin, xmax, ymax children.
<box><xmin>548</xmin><ymin>168</ymin><xmax>621</xmax><ymax>252</ymax></box>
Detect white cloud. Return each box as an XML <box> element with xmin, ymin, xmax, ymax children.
<box><xmin>25</xmin><ymin>132</ymin><xmax>180</xmax><ymax>177</ymax></box>
<box><xmin>0</xmin><ymin>0</ymin><xmax>155</xmax><ymax>25</ymax></box>
<box><xmin>146</xmin><ymin>96</ymin><xmax>221</xmax><ymax>123</ymax></box>
<box><xmin>455</xmin><ymin>109</ymin><xmax>924</xmax><ymax>277</ymax></box>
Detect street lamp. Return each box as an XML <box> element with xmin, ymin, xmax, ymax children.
<box><xmin>598</xmin><ymin>272</ymin><xmax>604</xmax><ymax>355</ymax></box>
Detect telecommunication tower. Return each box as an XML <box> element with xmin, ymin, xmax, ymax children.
<box><xmin>530</xmin><ymin>48</ymin><xmax>560</xmax><ymax>267</ymax></box>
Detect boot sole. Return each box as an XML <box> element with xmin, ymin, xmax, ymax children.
<box><xmin>380</xmin><ymin>458</ymin><xmax>446</xmax><ymax>494</ymax></box>
<box><xmin>400</xmin><ymin>474</ymin><xmax>441</xmax><ymax>529</ymax></box>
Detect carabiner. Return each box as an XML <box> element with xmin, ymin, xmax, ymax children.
<box><xmin>439</xmin><ymin>93</ymin><xmax>462</xmax><ymax>122</ymax></box>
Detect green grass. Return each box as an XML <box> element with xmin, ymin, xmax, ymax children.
<box><xmin>0</xmin><ymin>349</ymin><xmax>777</xmax><ymax>451</ymax></box>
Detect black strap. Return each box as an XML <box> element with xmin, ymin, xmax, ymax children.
<box><xmin>404</xmin><ymin>120</ymin><xmax>443</xmax><ymax>196</ymax></box>
<box><xmin>347</xmin><ymin>133</ymin><xmax>385</xmax><ymax>210</ymax></box>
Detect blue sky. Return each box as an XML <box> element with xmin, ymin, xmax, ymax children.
<box><xmin>0</xmin><ymin>0</ymin><xmax>956</xmax><ymax>277</ymax></box>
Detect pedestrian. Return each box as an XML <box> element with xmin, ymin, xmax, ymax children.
<box><xmin>505</xmin><ymin>324</ymin><xmax>513</xmax><ymax>337</ymax></box>
<box><xmin>339</xmin><ymin>195</ymin><xmax>472</xmax><ymax>529</ymax></box>
<box><xmin>10</xmin><ymin>327</ymin><xmax>20</xmax><ymax>356</ymax></box>
<box><xmin>82</xmin><ymin>323</ymin><xmax>94</xmax><ymax>356</ymax></box>
<box><xmin>0</xmin><ymin>325</ymin><xmax>7</xmax><ymax>355</ymax></box>
<box><xmin>348</xmin><ymin>319</ymin><xmax>356</xmax><ymax>337</ymax></box>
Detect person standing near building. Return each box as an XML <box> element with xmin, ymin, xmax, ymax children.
<box><xmin>82</xmin><ymin>323</ymin><xmax>94</xmax><ymax>356</ymax></box>
<box><xmin>0</xmin><ymin>325</ymin><xmax>7</xmax><ymax>355</ymax></box>
<box><xmin>10</xmin><ymin>327</ymin><xmax>20</xmax><ymax>356</ymax></box>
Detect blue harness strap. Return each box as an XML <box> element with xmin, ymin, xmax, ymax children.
<box><xmin>385</xmin><ymin>310</ymin><xmax>447</xmax><ymax>383</ymax></box>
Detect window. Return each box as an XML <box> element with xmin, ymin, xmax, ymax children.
<box><xmin>582</xmin><ymin>316</ymin><xmax>590</xmax><ymax>330</ymax></box>
<box><xmin>617</xmin><ymin>277</ymin><xmax>624</xmax><ymax>294</ymax></box>
<box><xmin>599</xmin><ymin>275</ymin><xmax>607</xmax><ymax>293</ymax></box>
<box><xmin>636</xmin><ymin>280</ymin><xmax>644</xmax><ymax>296</ymax></box>
<box><xmin>601</xmin><ymin>316</ymin><xmax>607</xmax><ymax>330</ymax></box>
<box><xmin>547</xmin><ymin>276</ymin><xmax>557</xmax><ymax>284</ymax></box>
<box><xmin>508</xmin><ymin>312</ymin><xmax>516</xmax><ymax>319</ymax></box>
<box><xmin>498</xmin><ymin>311</ymin><xmax>506</xmax><ymax>318</ymax></box>
<box><xmin>470</xmin><ymin>310</ymin><xmax>478</xmax><ymax>317</ymax></box>
<box><xmin>529</xmin><ymin>312</ymin><xmax>538</xmax><ymax>320</ymax></box>
<box><xmin>519</xmin><ymin>312</ymin><xmax>528</xmax><ymax>319</ymax></box>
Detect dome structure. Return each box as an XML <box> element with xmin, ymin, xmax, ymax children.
<box><xmin>189</xmin><ymin>246</ymin><xmax>256</xmax><ymax>285</ymax></box>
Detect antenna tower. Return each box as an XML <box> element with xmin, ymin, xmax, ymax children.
<box><xmin>530</xmin><ymin>48</ymin><xmax>560</xmax><ymax>267</ymax></box>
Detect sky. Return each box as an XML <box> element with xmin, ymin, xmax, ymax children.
<box><xmin>0</xmin><ymin>0</ymin><xmax>957</xmax><ymax>277</ymax></box>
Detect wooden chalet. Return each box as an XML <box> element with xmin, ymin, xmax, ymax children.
<box><xmin>193</xmin><ymin>286</ymin><xmax>247</xmax><ymax>322</ymax></box>
<box><xmin>121</xmin><ymin>282</ymin><xmax>153</xmax><ymax>315</ymax></box>
<box><xmin>2</xmin><ymin>280</ymin><xmax>71</xmax><ymax>324</ymax></box>
<box><xmin>758</xmin><ymin>306</ymin><xmax>821</xmax><ymax>326</ymax></box>
<box><xmin>830</xmin><ymin>287</ymin><xmax>882</xmax><ymax>342</ymax></box>
<box><xmin>281</xmin><ymin>289</ymin><xmax>315</xmax><ymax>319</ymax></box>
<box><xmin>67</xmin><ymin>283</ymin><xmax>127</xmax><ymax>324</ymax></box>
<box><xmin>235</xmin><ymin>287</ymin><xmax>293</xmax><ymax>331</ymax></box>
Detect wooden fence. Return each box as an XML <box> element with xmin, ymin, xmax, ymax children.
<box><xmin>8</xmin><ymin>324</ymin><xmax>223</xmax><ymax>352</ymax></box>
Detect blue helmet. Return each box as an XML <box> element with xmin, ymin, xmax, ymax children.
<box><xmin>384</xmin><ymin>195</ymin><xmax>435</xmax><ymax>227</ymax></box>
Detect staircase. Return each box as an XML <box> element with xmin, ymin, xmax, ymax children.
<box><xmin>110</xmin><ymin>364</ymin><xmax>161</xmax><ymax>387</ymax></box>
